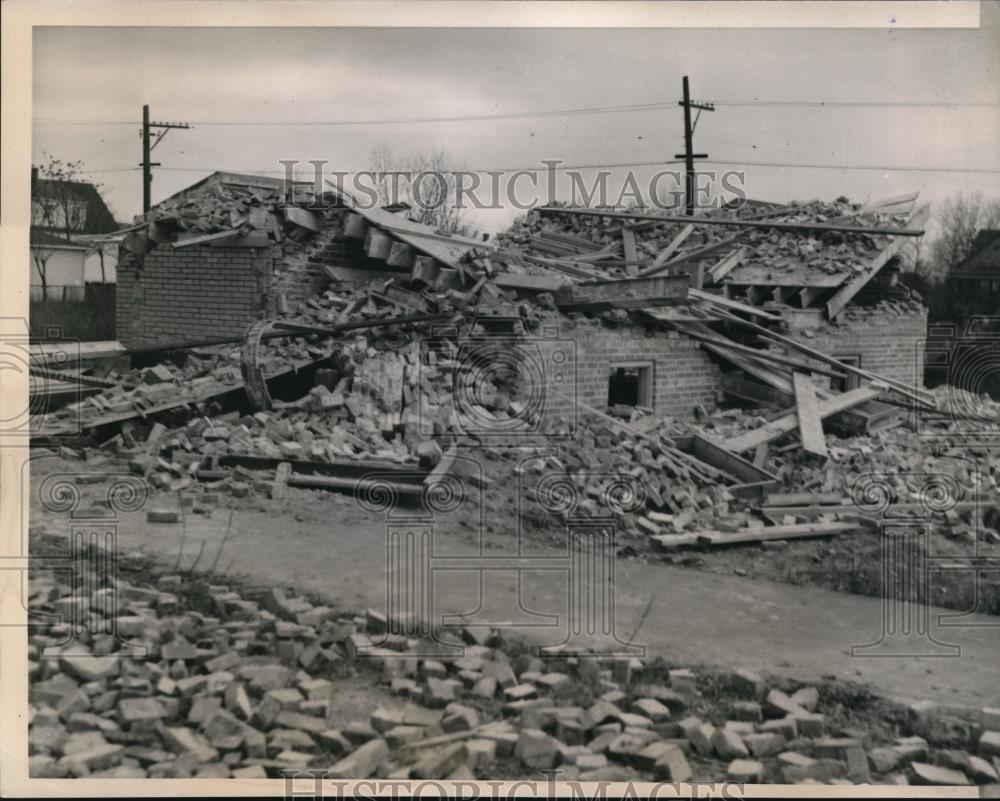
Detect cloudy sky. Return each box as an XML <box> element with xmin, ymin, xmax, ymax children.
<box><xmin>32</xmin><ymin>12</ymin><xmax>1000</xmax><ymax>235</ymax></box>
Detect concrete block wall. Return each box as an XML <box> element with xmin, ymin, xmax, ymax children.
<box><xmin>788</xmin><ymin>305</ymin><xmax>928</xmax><ymax>389</ymax></box>
<box><xmin>533</xmin><ymin>319</ymin><xmax>722</xmax><ymax>424</ymax></box>
<box><xmin>116</xmin><ymin>246</ymin><xmax>272</xmax><ymax>347</ymax></box>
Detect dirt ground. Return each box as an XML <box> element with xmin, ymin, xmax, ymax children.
<box><xmin>28</xmin><ymin>451</ymin><xmax>1000</xmax><ymax>713</ymax></box>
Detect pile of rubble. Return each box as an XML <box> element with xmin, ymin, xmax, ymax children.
<box><xmin>26</xmin><ymin>537</ymin><xmax>1000</xmax><ymax>784</ymax></box>
<box><xmin>465</xmin><ymin>198</ymin><xmax>907</xmax><ymax>283</ymax></box>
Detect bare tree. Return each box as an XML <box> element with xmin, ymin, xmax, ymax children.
<box><xmin>927</xmin><ymin>192</ymin><xmax>1000</xmax><ymax>280</ymax></box>
<box><xmin>32</xmin><ymin>154</ymin><xmax>104</xmax><ymax>235</ymax></box>
<box><xmin>369</xmin><ymin>145</ymin><xmax>469</xmax><ymax>235</ymax></box>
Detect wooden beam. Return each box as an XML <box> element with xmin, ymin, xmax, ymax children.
<box><xmin>492</xmin><ymin>273</ymin><xmax>569</xmax><ymax>293</ymax></box>
<box><xmin>651</xmin><ymin>224</ymin><xmax>695</xmax><ymax>269</ymax></box>
<box><xmin>722</xmin><ymin>385</ymin><xmax>881</xmax><ymax>453</ymax></box>
<box><xmin>555</xmin><ymin>274</ymin><xmax>690</xmax><ymax>311</ymax></box>
<box><xmin>720</xmin><ymin>373</ymin><xmax>794</xmax><ymax>409</ymax></box>
<box><xmin>706</xmin><ymin>245</ymin><xmax>748</xmax><ymax>284</ymax></box>
<box><xmin>622</xmin><ymin>228</ymin><xmax>639</xmax><ymax>276</ymax></box>
<box><xmin>825</xmin><ymin>203</ymin><xmax>930</xmax><ymax>320</ymax></box>
<box><xmin>537</xmin><ymin>206</ymin><xmax>926</xmax><ymax>237</ymax></box>
<box><xmin>797</xmin><ymin>286</ymin><xmax>826</xmax><ymax>308</ymax></box>
<box><xmin>681</xmin><ymin>329</ymin><xmax>847</xmax><ymax>380</ymax></box>
<box><xmin>705</xmin><ymin>308</ymin><xmax>935</xmax><ymax>408</ymax></box>
<box><xmin>696</xmin><ymin>521</ymin><xmax>858</xmax><ymax>547</ymax></box>
<box><xmin>792</xmin><ymin>372</ymin><xmax>829</xmax><ymax>459</ymax></box>
<box><xmin>637</xmin><ymin>234</ymin><xmax>743</xmax><ymax>278</ymax></box>
<box><xmin>688</xmin><ymin>288</ymin><xmax>782</xmax><ymax>321</ymax></box>
<box><xmin>171</xmin><ymin>228</ymin><xmax>241</xmax><ymax>249</ymax></box>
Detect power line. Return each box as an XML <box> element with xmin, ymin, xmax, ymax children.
<box><xmin>32</xmin><ymin>98</ymin><xmax>1000</xmax><ymax>129</ymax></box>
<box><xmin>78</xmin><ymin>157</ymin><xmax>997</xmax><ymax>177</ymax></box>
<box><xmin>703</xmin><ymin>159</ymin><xmax>1000</xmax><ymax>175</ymax></box>
<box><xmin>710</xmin><ymin>100</ymin><xmax>999</xmax><ymax>108</ymax></box>
<box><xmin>32</xmin><ymin>101</ymin><xmax>677</xmax><ymax>128</ymax></box>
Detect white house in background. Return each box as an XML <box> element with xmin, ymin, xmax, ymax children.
<box><xmin>29</xmin><ymin>229</ymin><xmax>89</xmax><ymax>301</ymax></box>
<box><xmin>30</xmin><ymin>167</ymin><xmax>122</xmax><ymax>292</ymax></box>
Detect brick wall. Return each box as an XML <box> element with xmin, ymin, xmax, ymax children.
<box><xmin>534</xmin><ymin>319</ymin><xmax>722</xmax><ymax>424</ymax></box>
<box><xmin>788</xmin><ymin>305</ymin><xmax>928</xmax><ymax>389</ymax></box>
<box><xmin>116</xmin><ymin>246</ymin><xmax>273</xmax><ymax>347</ymax></box>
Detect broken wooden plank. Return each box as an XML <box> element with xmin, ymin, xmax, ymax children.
<box><xmin>687</xmin><ymin>288</ymin><xmax>782</xmax><ymax>321</ymax></box>
<box><xmin>825</xmin><ymin>203</ymin><xmax>930</xmax><ymax>321</ymax></box>
<box><xmin>720</xmin><ymin>373</ymin><xmax>793</xmax><ymax>409</ymax></box>
<box><xmin>706</xmin><ymin>245</ymin><xmax>748</xmax><ymax>284</ymax></box>
<box><xmin>705</xmin><ymin>309</ymin><xmax>935</xmax><ymax>408</ymax></box>
<box><xmin>622</xmin><ymin>228</ymin><xmax>639</xmax><ymax>275</ymax></box>
<box><xmin>679</xmin><ymin>328</ymin><xmax>847</xmax><ymax>380</ymax></box>
<box><xmin>792</xmin><ymin>372</ymin><xmax>829</xmax><ymax>459</ymax></box>
<box><xmin>697</xmin><ymin>521</ymin><xmax>858</xmax><ymax>547</ymax></box>
<box><xmin>651</xmin><ymin>223</ymin><xmax>695</xmax><ymax>268</ymax></box>
<box><xmin>171</xmin><ymin>228</ymin><xmax>242</xmax><ymax>249</ymax></box>
<box><xmin>721</xmin><ymin>385</ymin><xmax>881</xmax><ymax>453</ymax></box>
<box><xmin>637</xmin><ymin>234</ymin><xmax>744</xmax><ymax>278</ymax></box>
<box><xmin>492</xmin><ymin>273</ymin><xmax>569</xmax><ymax>293</ymax></box>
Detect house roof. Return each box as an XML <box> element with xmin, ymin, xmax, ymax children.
<box><xmin>147</xmin><ymin>170</ymin><xmax>477</xmax><ymax>269</ymax></box>
<box><xmin>951</xmin><ymin>229</ymin><xmax>1000</xmax><ymax>278</ymax></box>
<box><xmin>32</xmin><ymin>177</ymin><xmax>119</xmax><ymax>235</ymax></box>
<box><xmin>29</xmin><ymin>228</ymin><xmax>88</xmax><ymax>250</ymax></box>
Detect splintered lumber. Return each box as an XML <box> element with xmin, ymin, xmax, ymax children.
<box><xmin>825</xmin><ymin>203</ymin><xmax>930</xmax><ymax>320</ymax></box>
<box><xmin>537</xmin><ymin>206</ymin><xmax>926</xmax><ymax>237</ymax></box>
<box><xmin>687</xmin><ymin>288</ymin><xmax>782</xmax><ymax>321</ymax></box>
<box><xmin>792</xmin><ymin>372</ymin><xmax>829</xmax><ymax>458</ymax></box>
<box><xmin>722</xmin><ymin>385</ymin><xmax>881</xmax><ymax>453</ymax></box>
<box><xmin>637</xmin><ymin>235</ymin><xmax>744</xmax><ymax>278</ymax></box>
<box><xmin>679</xmin><ymin>328</ymin><xmax>847</xmax><ymax>380</ymax></box>
<box><xmin>651</xmin><ymin>223</ymin><xmax>695</xmax><ymax>268</ymax></box>
<box><xmin>707</xmin><ymin>309</ymin><xmax>935</xmax><ymax>408</ymax></box>
<box><xmin>697</xmin><ymin>521</ymin><xmax>859</xmax><ymax>547</ymax></box>
<box><xmin>706</xmin><ymin>245</ymin><xmax>749</xmax><ymax>284</ymax></box>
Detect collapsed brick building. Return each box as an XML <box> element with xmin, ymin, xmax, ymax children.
<box><xmin>114</xmin><ymin>173</ymin><xmax>930</xmax><ymax>426</ymax></box>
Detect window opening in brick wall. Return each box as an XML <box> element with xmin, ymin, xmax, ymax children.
<box><xmin>832</xmin><ymin>355</ymin><xmax>861</xmax><ymax>393</ymax></box>
<box><xmin>608</xmin><ymin>363</ymin><xmax>653</xmax><ymax>409</ymax></box>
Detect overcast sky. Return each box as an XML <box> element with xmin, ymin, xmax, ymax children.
<box><xmin>33</xmin><ymin>14</ymin><xmax>1000</xmax><ymax>236</ymax></box>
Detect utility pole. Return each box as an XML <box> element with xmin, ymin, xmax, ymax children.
<box><xmin>141</xmin><ymin>104</ymin><xmax>191</xmax><ymax>214</ymax></box>
<box><xmin>674</xmin><ymin>76</ymin><xmax>714</xmax><ymax>216</ymax></box>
